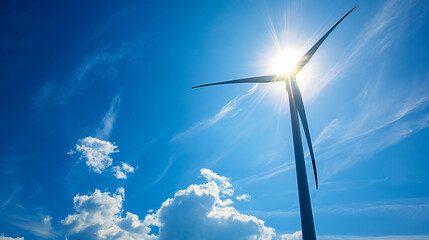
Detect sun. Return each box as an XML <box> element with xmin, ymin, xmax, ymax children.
<box><xmin>270</xmin><ymin>48</ymin><xmax>301</xmax><ymax>75</ymax></box>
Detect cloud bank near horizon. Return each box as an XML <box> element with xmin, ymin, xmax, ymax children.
<box><xmin>62</xmin><ymin>168</ymin><xmax>279</xmax><ymax>240</ymax></box>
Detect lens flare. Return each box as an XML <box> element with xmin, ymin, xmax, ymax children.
<box><xmin>271</xmin><ymin>48</ymin><xmax>301</xmax><ymax>75</ymax></box>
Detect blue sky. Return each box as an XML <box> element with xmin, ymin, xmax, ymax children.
<box><xmin>1</xmin><ymin>0</ymin><xmax>429</xmax><ymax>239</ymax></box>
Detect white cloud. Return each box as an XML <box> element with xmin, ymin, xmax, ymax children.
<box><xmin>200</xmin><ymin>168</ymin><xmax>233</xmax><ymax>196</ymax></box>
<box><xmin>62</xmin><ymin>187</ymin><xmax>155</xmax><ymax>240</ymax></box>
<box><xmin>62</xmin><ymin>169</ymin><xmax>279</xmax><ymax>240</ymax></box>
<box><xmin>279</xmin><ymin>231</ymin><xmax>302</xmax><ymax>240</ymax></box>
<box><xmin>43</xmin><ymin>215</ymin><xmax>52</xmax><ymax>225</ymax></box>
<box><xmin>147</xmin><ymin>169</ymin><xmax>275</xmax><ymax>240</ymax></box>
<box><xmin>236</xmin><ymin>194</ymin><xmax>251</xmax><ymax>201</ymax></box>
<box><xmin>73</xmin><ymin>137</ymin><xmax>119</xmax><ymax>173</ymax></box>
<box><xmin>67</xmin><ymin>149</ymin><xmax>76</xmax><ymax>155</ymax></box>
<box><xmin>0</xmin><ymin>234</ymin><xmax>23</xmax><ymax>240</ymax></box>
<box><xmin>96</xmin><ymin>93</ymin><xmax>121</xmax><ymax>140</ymax></box>
<box><xmin>71</xmin><ymin>137</ymin><xmax>135</xmax><ymax>179</ymax></box>
<box><xmin>112</xmin><ymin>162</ymin><xmax>135</xmax><ymax>179</ymax></box>
<box><xmin>63</xmin><ymin>169</ymin><xmax>429</xmax><ymax>240</ymax></box>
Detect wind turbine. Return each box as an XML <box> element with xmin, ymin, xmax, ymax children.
<box><xmin>192</xmin><ymin>6</ymin><xmax>357</xmax><ymax>240</ymax></box>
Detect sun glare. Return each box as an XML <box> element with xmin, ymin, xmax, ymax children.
<box><xmin>271</xmin><ymin>48</ymin><xmax>301</xmax><ymax>75</ymax></box>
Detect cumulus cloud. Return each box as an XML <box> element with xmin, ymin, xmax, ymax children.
<box><xmin>279</xmin><ymin>231</ymin><xmax>302</xmax><ymax>240</ymax></box>
<box><xmin>62</xmin><ymin>169</ymin><xmax>281</xmax><ymax>240</ymax></box>
<box><xmin>146</xmin><ymin>169</ymin><xmax>274</xmax><ymax>240</ymax></box>
<box><xmin>70</xmin><ymin>136</ymin><xmax>135</xmax><ymax>179</ymax></box>
<box><xmin>112</xmin><ymin>162</ymin><xmax>135</xmax><ymax>179</ymax></box>
<box><xmin>73</xmin><ymin>137</ymin><xmax>119</xmax><ymax>173</ymax></box>
<box><xmin>236</xmin><ymin>194</ymin><xmax>251</xmax><ymax>201</ymax></box>
<box><xmin>149</xmin><ymin>185</ymin><xmax>274</xmax><ymax>239</ymax></box>
<box><xmin>62</xmin><ymin>187</ymin><xmax>155</xmax><ymax>240</ymax></box>
<box><xmin>200</xmin><ymin>168</ymin><xmax>233</xmax><ymax>196</ymax></box>
<box><xmin>0</xmin><ymin>234</ymin><xmax>23</xmax><ymax>240</ymax></box>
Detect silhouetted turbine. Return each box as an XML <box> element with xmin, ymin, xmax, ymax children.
<box><xmin>192</xmin><ymin>6</ymin><xmax>357</xmax><ymax>240</ymax></box>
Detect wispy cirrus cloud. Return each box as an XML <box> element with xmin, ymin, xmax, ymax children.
<box><xmin>315</xmin><ymin>198</ymin><xmax>429</xmax><ymax>220</ymax></box>
<box><xmin>96</xmin><ymin>93</ymin><xmax>122</xmax><ymax>140</ymax></box>
<box><xmin>245</xmin><ymin>198</ymin><xmax>429</xmax><ymax>223</ymax></box>
<box><xmin>302</xmin><ymin>0</ymin><xmax>423</xmax><ymax>102</ymax></box>
<box><xmin>314</xmin><ymin>74</ymin><xmax>429</xmax><ymax>180</ymax></box>
<box><xmin>0</xmin><ymin>184</ymin><xmax>20</xmax><ymax>211</ymax></box>
<box><xmin>197</xmin><ymin>1</ymin><xmax>428</xmax><ymax>187</ymax></box>
<box><xmin>313</xmin><ymin>118</ymin><xmax>339</xmax><ymax>146</ymax></box>
<box><xmin>0</xmin><ymin>207</ymin><xmax>57</xmax><ymax>239</ymax></box>
<box><xmin>308</xmin><ymin>1</ymin><xmax>429</xmax><ymax>180</ymax></box>
<box><xmin>170</xmin><ymin>84</ymin><xmax>258</xmax><ymax>142</ymax></box>
<box><xmin>319</xmin><ymin>177</ymin><xmax>388</xmax><ymax>192</ymax></box>
<box><xmin>236</xmin><ymin>161</ymin><xmax>295</xmax><ymax>185</ymax></box>
<box><xmin>148</xmin><ymin>156</ymin><xmax>175</xmax><ymax>187</ymax></box>
<box><xmin>33</xmin><ymin>45</ymin><xmax>131</xmax><ymax>107</ymax></box>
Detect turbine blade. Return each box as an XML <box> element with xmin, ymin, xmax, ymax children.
<box><xmin>293</xmin><ymin>5</ymin><xmax>358</xmax><ymax>74</ymax></box>
<box><xmin>290</xmin><ymin>77</ymin><xmax>318</xmax><ymax>189</ymax></box>
<box><xmin>191</xmin><ymin>75</ymin><xmax>280</xmax><ymax>89</ymax></box>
